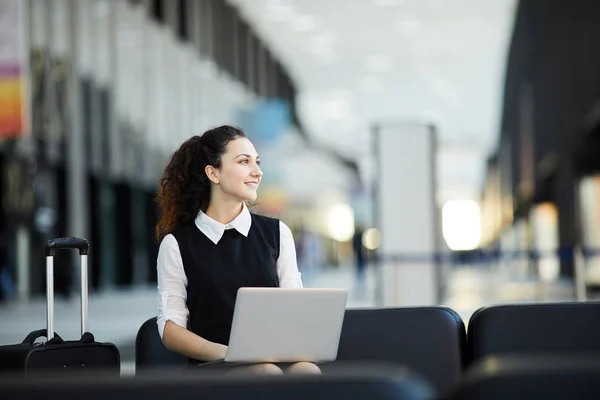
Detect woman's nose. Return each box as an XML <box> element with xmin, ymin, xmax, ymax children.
<box><xmin>252</xmin><ymin>165</ymin><xmax>263</xmax><ymax>177</ymax></box>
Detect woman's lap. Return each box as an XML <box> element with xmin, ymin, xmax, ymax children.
<box><xmin>190</xmin><ymin>359</ymin><xmax>323</xmax><ymax>374</ymax></box>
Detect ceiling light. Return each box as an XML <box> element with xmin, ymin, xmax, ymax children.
<box><xmin>396</xmin><ymin>19</ymin><xmax>421</xmax><ymax>36</ymax></box>
<box><xmin>373</xmin><ymin>0</ymin><xmax>405</xmax><ymax>6</ymax></box>
<box><xmin>321</xmin><ymin>98</ymin><xmax>350</xmax><ymax>120</ymax></box>
<box><xmin>427</xmin><ymin>0</ymin><xmax>445</xmax><ymax>11</ymax></box>
<box><xmin>338</xmin><ymin>116</ymin><xmax>361</xmax><ymax>132</ymax></box>
<box><xmin>264</xmin><ymin>0</ymin><xmax>295</xmax><ymax>22</ymax></box>
<box><xmin>308</xmin><ymin>33</ymin><xmax>336</xmax><ymax>54</ymax></box>
<box><xmin>361</xmin><ymin>76</ymin><xmax>384</xmax><ymax>93</ymax></box>
<box><xmin>330</xmin><ymin>88</ymin><xmax>353</xmax><ymax>100</ymax></box>
<box><xmin>313</xmin><ymin>50</ymin><xmax>337</xmax><ymax>66</ymax></box>
<box><xmin>364</xmin><ymin>54</ymin><xmax>392</xmax><ymax>73</ymax></box>
<box><xmin>419</xmin><ymin>109</ymin><xmax>442</xmax><ymax>124</ymax></box>
<box><xmin>292</xmin><ymin>15</ymin><xmax>317</xmax><ymax>32</ymax></box>
<box><xmin>416</xmin><ymin>39</ymin><xmax>447</xmax><ymax>57</ymax></box>
<box><xmin>430</xmin><ymin>78</ymin><xmax>453</xmax><ymax>96</ymax></box>
<box><xmin>316</xmin><ymin>55</ymin><xmax>336</xmax><ymax>66</ymax></box>
<box><xmin>429</xmin><ymin>78</ymin><xmax>462</xmax><ymax>108</ymax></box>
<box><xmin>418</xmin><ymin>63</ymin><xmax>437</xmax><ymax>77</ymax></box>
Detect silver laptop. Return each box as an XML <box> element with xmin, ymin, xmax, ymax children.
<box><xmin>224</xmin><ymin>287</ymin><xmax>348</xmax><ymax>363</ymax></box>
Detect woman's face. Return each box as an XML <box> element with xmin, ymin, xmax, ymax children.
<box><xmin>211</xmin><ymin>137</ymin><xmax>263</xmax><ymax>202</ymax></box>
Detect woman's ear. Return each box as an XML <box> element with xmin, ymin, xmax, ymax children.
<box><xmin>205</xmin><ymin>165</ymin><xmax>220</xmax><ymax>184</ymax></box>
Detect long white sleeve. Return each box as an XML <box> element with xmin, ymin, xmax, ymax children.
<box><xmin>277</xmin><ymin>221</ymin><xmax>303</xmax><ymax>288</ymax></box>
<box><xmin>156</xmin><ymin>234</ymin><xmax>189</xmax><ymax>341</ymax></box>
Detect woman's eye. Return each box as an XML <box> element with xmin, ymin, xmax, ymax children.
<box><xmin>256</xmin><ymin>160</ymin><xmax>261</xmax><ymax>165</ymax></box>
<box><xmin>240</xmin><ymin>159</ymin><xmax>248</xmax><ymax>164</ymax></box>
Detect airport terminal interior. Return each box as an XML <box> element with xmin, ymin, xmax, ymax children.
<box><xmin>2</xmin><ymin>0</ymin><xmax>600</xmax><ymax>398</ymax></box>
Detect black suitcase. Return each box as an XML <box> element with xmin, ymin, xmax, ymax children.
<box><xmin>0</xmin><ymin>238</ymin><xmax>121</xmax><ymax>377</ymax></box>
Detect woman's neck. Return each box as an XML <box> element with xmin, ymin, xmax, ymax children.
<box><xmin>205</xmin><ymin>200</ymin><xmax>244</xmax><ymax>225</ymax></box>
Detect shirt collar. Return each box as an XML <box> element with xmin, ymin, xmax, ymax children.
<box><xmin>194</xmin><ymin>203</ymin><xmax>252</xmax><ymax>244</ymax></box>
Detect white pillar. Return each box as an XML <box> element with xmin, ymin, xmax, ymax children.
<box><xmin>375</xmin><ymin>123</ymin><xmax>440</xmax><ymax>306</ymax></box>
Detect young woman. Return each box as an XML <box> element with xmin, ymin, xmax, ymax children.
<box><xmin>155</xmin><ymin>125</ymin><xmax>321</xmax><ymax>375</ymax></box>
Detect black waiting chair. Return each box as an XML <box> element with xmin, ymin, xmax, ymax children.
<box><xmin>467</xmin><ymin>301</ymin><xmax>600</xmax><ymax>363</ymax></box>
<box><xmin>449</xmin><ymin>354</ymin><xmax>600</xmax><ymax>400</ymax></box>
<box><xmin>135</xmin><ymin>308</ymin><xmax>467</xmax><ymax>395</ymax></box>
<box><xmin>135</xmin><ymin>317</ymin><xmax>188</xmax><ymax>373</ymax></box>
<box><xmin>334</xmin><ymin>307</ymin><xmax>468</xmax><ymax>396</ymax></box>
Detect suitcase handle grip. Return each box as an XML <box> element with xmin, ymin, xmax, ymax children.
<box><xmin>45</xmin><ymin>237</ymin><xmax>90</xmax><ymax>340</ymax></box>
<box><xmin>45</xmin><ymin>237</ymin><xmax>89</xmax><ymax>256</ymax></box>
<box><xmin>23</xmin><ymin>329</ymin><xmax>64</xmax><ymax>345</ymax></box>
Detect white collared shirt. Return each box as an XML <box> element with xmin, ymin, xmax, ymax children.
<box><xmin>156</xmin><ymin>203</ymin><xmax>303</xmax><ymax>340</ymax></box>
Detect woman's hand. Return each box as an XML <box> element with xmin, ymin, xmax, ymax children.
<box><xmin>216</xmin><ymin>343</ymin><xmax>228</xmax><ymax>359</ymax></box>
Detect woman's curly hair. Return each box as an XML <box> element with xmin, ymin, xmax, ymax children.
<box><xmin>155</xmin><ymin>125</ymin><xmax>246</xmax><ymax>241</ymax></box>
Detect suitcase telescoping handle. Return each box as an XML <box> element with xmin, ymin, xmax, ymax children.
<box><xmin>44</xmin><ymin>237</ymin><xmax>90</xmax><ymax>341</ymax></box>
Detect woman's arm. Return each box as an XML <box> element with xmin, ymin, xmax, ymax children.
<box><xmin>277</xmin><ymin>221</ymin><xmax>303</xmax><ymax>288</ymax></box>
<box><xmin>162</xmin><ymin>321</ymin><xmax>227</xmax><ymax>361</ymax></box>
<box><xmin>157</xmin><ymin>234</ymin><xmax>228</xmax><ymax>361</ymax></box>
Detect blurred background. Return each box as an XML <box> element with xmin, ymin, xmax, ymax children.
<box><xmin>2</xmin><ymin>0</ymin><xmax>600</xmax><ymax>373</ymax></box>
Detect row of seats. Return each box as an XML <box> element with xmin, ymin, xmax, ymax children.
<box><xmin>0</xmin><ymin>368</ymin><xmax>434</xmax><ymax>400</ymax></box>
<box><xmin>135</xmin><ymin>301</ymin><xmax>600</xmax><ymax>397</ymax></box>
<box><xmin>2</xmin><ymin>301</ymin><xmax>600</xmax><ymax>399</ymax></box>
<box><xmin>2</xmin><ymin>356</ymin><xmax>599</xmax><ymax>400</ymax></box>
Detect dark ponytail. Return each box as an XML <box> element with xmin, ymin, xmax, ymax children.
<box><xmin>155</xmin><ymin>125</ymin><xmax>246</xmax><ymax>241</ymax></box>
